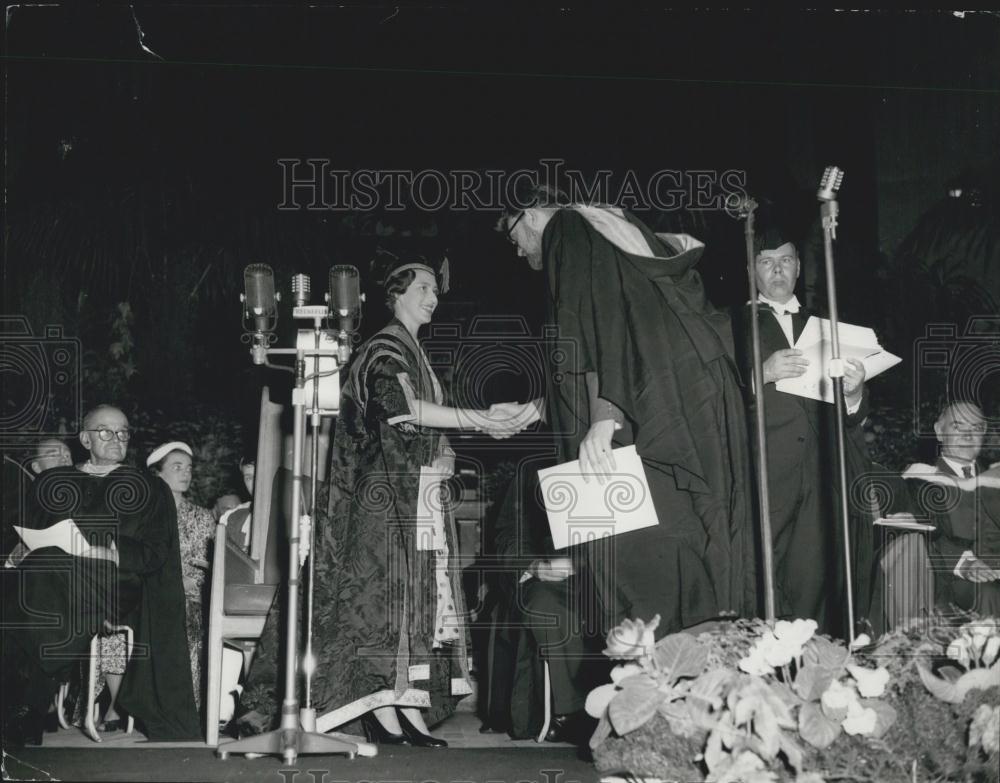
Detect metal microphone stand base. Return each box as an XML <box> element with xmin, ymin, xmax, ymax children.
<box><xmin>216</xmin><ymin>706</ymin><xmax>376</xmax><ymax>763</ymax></box>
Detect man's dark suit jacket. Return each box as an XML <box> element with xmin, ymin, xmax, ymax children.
<box><xmin>734</xmin><ymin>303</ymin><xmax>873</xmax><ymax>636</ymax></box>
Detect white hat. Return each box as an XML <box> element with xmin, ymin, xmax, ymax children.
<box><xmin>146</xmin><ymin>441</ymin><xmax>193</xmax><ymax>467</ymax></box>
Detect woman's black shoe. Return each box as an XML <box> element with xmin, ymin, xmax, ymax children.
<box><xmin>362</xmin><ymin>715</ymin><xmax>410</xmax><ymax>746</ymax></box>
<box><xmin>397</xmin><ymin>711</ymin><xmax>448</xmax><ymax>748</ymax></box>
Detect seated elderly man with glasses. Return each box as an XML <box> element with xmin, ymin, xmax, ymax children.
<box><xmin>901</xmin><ymin>401</ymin><xmax>1000</xmax><ymax>616</ymax></box>
<box><xmin>1</xmin><ymin>404</ymin><xmax>198</xmax><ymax>747</ymax></box>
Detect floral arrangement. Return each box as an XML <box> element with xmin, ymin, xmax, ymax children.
<box><xmin>588</xmin><ymin>615</ymin><xmax>1000</xmax><ymax>782</ymax></box>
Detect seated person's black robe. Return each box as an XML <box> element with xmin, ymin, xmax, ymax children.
<box><xmin>2</xmin><ymin>465</ymin><xmax>199</xmax><ymax>740</ymax></box>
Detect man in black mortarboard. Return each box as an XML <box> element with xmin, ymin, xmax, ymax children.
<box><xmin>734</xmin><ymin>228</ymin><xmax>871</xmax><ymax>637</ymax></box>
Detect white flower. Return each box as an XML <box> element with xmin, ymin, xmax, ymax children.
<box><xmin>969</xmin><ymin>704</ymin><xmax>1000</xmax><ymax>755</ymax></box>
<box><xmin>752</xmin><ymin>632</ymin><xmax>792</xmax><ymax>668</ymax></box>
<box><xmin>850</xmin><ymin>633</ymin><xmax>871</xmax><ymax>649</ymax></box>
<box><xmin>739</xmin><ymin>645</ymin><xmax>775</xmax><ymax>677</ymax></box>
<box><xmin>773</xmin><ymin>618</ymin><xmax>818</xmax><ymax>651</ymax></box>
<box><xmin>603</xmin><ymin>615</ymin><xmax>660</xmax><ymax>659</ymax></box>
<box><xmin>585</xmin><ymin>683</ymin><xmax>618</xmax><ymax>718</ymax></box>
<box><xmin>610</xmin><ymin>663</ymin><xmax>643</xmax><ymax>684</ymax></box>
<box><xmin>820</xmin><ymin>678</ymin><xmax>857</xmax><ymax>721</ymax></box>
<box><xmin>841</xmin><ymin>700</ymin><xmax>878</xmax><ymax>736</ymax></box>
<box><xmin>847</xmin><ymin>664</ymin><xmax>890</xmax><ymax>698</ymax></box>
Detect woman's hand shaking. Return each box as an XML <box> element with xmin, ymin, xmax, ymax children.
<box><xmin>475</xmin><ymin>400</ymin><xmax>541</xmax><ymax>439</ymax></box>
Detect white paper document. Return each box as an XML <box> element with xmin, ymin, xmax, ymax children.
<box><xmin>537</xmin><ymin>445</ymin><xmax>660</xmax><ymax>550</ymax></box>
<box><xmin>13</xmin><ymin>518</ymin><xmax>93</xmax><ymax>556</ymax></box>
<box><xmin>775</xmin><ymin>316</ymin><xmax>901</xmax><ymax>403</ymax></box>
<box><xmin>415</xmin><ymin>467</ymin><xmax>450</xmax><ymax>551</ymax></box>
<box><xmin>873</xmin><ymin>514</ymin><xmax>936</xmax><ymax>533</ymax></box>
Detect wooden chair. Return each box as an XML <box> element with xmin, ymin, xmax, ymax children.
<box><xmin>204</xmin><ymin>387</ymin><xmax>284</xmax><ymax>745</ymax></box>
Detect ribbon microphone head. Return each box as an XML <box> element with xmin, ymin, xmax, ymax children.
<box><xmin>326</xmin><ymin>265</ymin><xmax>363</xmax><ymax>334</ymax></box>
<box><xmin>817</xmin><ymin>166</ymin><xmax>845</xmax><ymax>202</ymax></box>
<box><xmin>241</xmin><ymin>263</ymin><xmax>280</xmax><ymax>335</ymax></box>
<box><xmin>724</xmin><ymin>193</ymin><xmax>758</xmax><ymax>219</ymax></box>
<box><xmin>291</xmin><ymin>273</ymin><xmax>311</xmax><ymax>308</ymax></box>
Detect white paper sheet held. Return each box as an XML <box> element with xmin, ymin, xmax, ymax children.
<box><xmin>13</xmin><ymin>518</ymin><xmax>93</xmax><ymax>556</ymax></box>
<box><xmin>873</xmin><ymin>513</ymin><xmax>935</xmax><ymax>533</ymax></box>
<box><xmin>774</xmin><ymin>316</ymin><xmax>901</xmax><ymax>403</ymax></box>
<box><xmin>537</xmin><ymin>445</ymin><xmax>659</xmax><ymax>550</ymax></box>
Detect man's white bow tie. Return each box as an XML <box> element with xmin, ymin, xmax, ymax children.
<box><xmin>759</xmin><ymin>299</ymin><xmax>800</xmax><ymax>316</ymax></box>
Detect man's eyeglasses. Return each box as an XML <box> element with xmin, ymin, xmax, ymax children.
<box><xmin>85</xmin><ymin>428</ymin><xmax>131</xmax><ymax>442</ymax></box>
<box><xmin>504</xmin><ymin>211</ymin><xmax>525</xmax><ymax>244</ymax></box>
<box><xmin>951</xmin><ymin>421</ymin><xmax>988</xmax><ymax>435</ymax></box>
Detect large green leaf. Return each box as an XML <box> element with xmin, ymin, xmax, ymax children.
<box><xmin>793</xmin><ymin>664</ymin><xmax>839</xmax><ymax>702</ymax></box>
<box><xmin>589</xmin><ymin>713</ymin><xmax>613</xmax><ymax>750</ymax></box>
<box><xmin>917</xmin><ymin>660</ymin><xmax>1000</xmax><ymax>704</ymax></box>
<box><xmin>654</xmin><ymin>632</ymin><xmax>709</xmax><ymax>682</ymax></box>
<box><xmin>860</xmin><ymin>698</ymin><xmax>897</xmax><ymax>739</ymax></box>
<box><xmin>753</xmin><ymin>703</ymin><xmax>781</xmax><ymax>760</ymax></box>
<box><xmin>659</xmin><ymin>700</ymin><xmax>701</xmax><ymax>738</ymax></box>
<box><xmin>608</xmin><ymin>682</ymin><xmax>663</xmax><ymax>735</ymax></box>
<box><xmin>687</xmin><ymin>668</ymin><xmax>735</xmax><ymax>711</ymax></box>
<box><xmin>798</xmin><ymin>701</ymin><xmax>841</xmax><ymax>749</ymax></box>
<box><xmin>778</xmin><ymin>732</ymin><xmax>804</xmax><ymax>773</ymax></box>
<box><xmin>803</xmin><ymin>636</ymin><xmax>849</xmax><ymax>671</ymax></box>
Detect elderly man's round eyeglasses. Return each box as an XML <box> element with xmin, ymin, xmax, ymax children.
<box><xmin>951</xmin><ymin>421</ymin><xmax>987</xmax><ymax>435</ymax></box>
<box><xmin>756</xmin><ymin>255</ymin><xmax>797</xmax><ymax>271</ymax></box>
<box><xmin>505</xmin><ymin>211</ymin><xmax>525</xmax><ymax>244</ymax></box>
<box><xmin>85</xmin><ymin>428</ymin><xmax>131</xmax><ymax>442</ymax></box>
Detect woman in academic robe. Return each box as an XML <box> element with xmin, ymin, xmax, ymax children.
<box><xmin>238</xmin><ymin>251</ymin><xmax>522</xmax><ymax>746</ymax></box>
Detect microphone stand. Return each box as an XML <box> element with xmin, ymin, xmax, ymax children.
<box><xmin>220</xmin><ymin>307</ymin><xmax>374</xmax><ymax>764</ymax></box>
<box><xmin>818</xmin><ymin>167</ymin><xmax>856</xmax><ymax>647</ymax></box>
<box><xmin>739</xmin><ymin>198</ymin><xmax>777</xmax><ymax>623</ymax></box>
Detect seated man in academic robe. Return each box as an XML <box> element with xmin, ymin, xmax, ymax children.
<box><xmin>903</xmin><ymin>401</ymin><xmax>1000</xmax><ymax>616</ymax></box>
<box><xmin>1</xmin><ymin>405</ymin><xmax>199</xmax><ymax>746</ymax></box>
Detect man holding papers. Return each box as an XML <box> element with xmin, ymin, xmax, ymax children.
<box><xmin>2</xmin><ymin>404</ymin><xmax>197</xmax><ymax>746</ymax></box>
<box><xmin>735</xmin><ymin>230</ymin><xmax>871</xmax><ymax>638</ymax></box>
<box><xmin>500</xmin><ymin>182</ymin><xmax>756</xmax><ymax>636</ymax></box>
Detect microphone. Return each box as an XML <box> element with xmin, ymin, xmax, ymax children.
<box><xmin>327</xmin><ymin>265</ymin><xmax>362</xmax><ymax>334</ymax></box>
<box><xmin>242</xmin><ymin>264</ymin><xmax>279</xmax><ymax>334</ymax></box>
<box><xmin>817</xmin><ymin>166</ymin><xmax>844</xmax><ymax>202</ymax></box>
<box><xmin>724</xmin><ymin>192</ymin><xmax>758</xmax><ymax>218</ymax></box>
<box><xmin>291</xmin><ymin>273</ymin><xmax>311</xmax><ymax>308</ymax></box>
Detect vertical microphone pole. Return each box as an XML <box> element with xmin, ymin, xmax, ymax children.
<box><xmin>818</xmin><ymin>166</ymin><xmax>856</xmax><ymax>647</ymax></box>
<box><xmin>302</xmin><ymin>313</ymin><xmax>322</xmax><ymax>718</ymax></box>
<box><xmin>738</xmin><ymin>197</ymin><xmax>777</xmax><ymax>623</ymax></box>
<box><xmin>221</xmin><ymin>272</ymin><xmax>370</xmax><ymax>764</ymax></box>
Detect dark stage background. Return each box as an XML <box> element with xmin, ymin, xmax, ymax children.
<box><xmin>4</xmin><ymin>5</ymin><xmax>999</xmax><ymax>495</ymax></box>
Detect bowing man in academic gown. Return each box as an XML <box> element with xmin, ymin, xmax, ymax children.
<box><xmin>732</xmin><ymin>231</ymin><xmax>872</xmax><ymax>638</ymax></box>
<box><xmin>499</xmin><ymin>184</ymin><xmax>756</xmax><ymax>637</ymax></box>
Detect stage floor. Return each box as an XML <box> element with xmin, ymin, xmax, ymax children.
<box><xmin>3</xmin><ymin>711</ymin><xmax>599</xmax><ymax>783</ymax></box>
